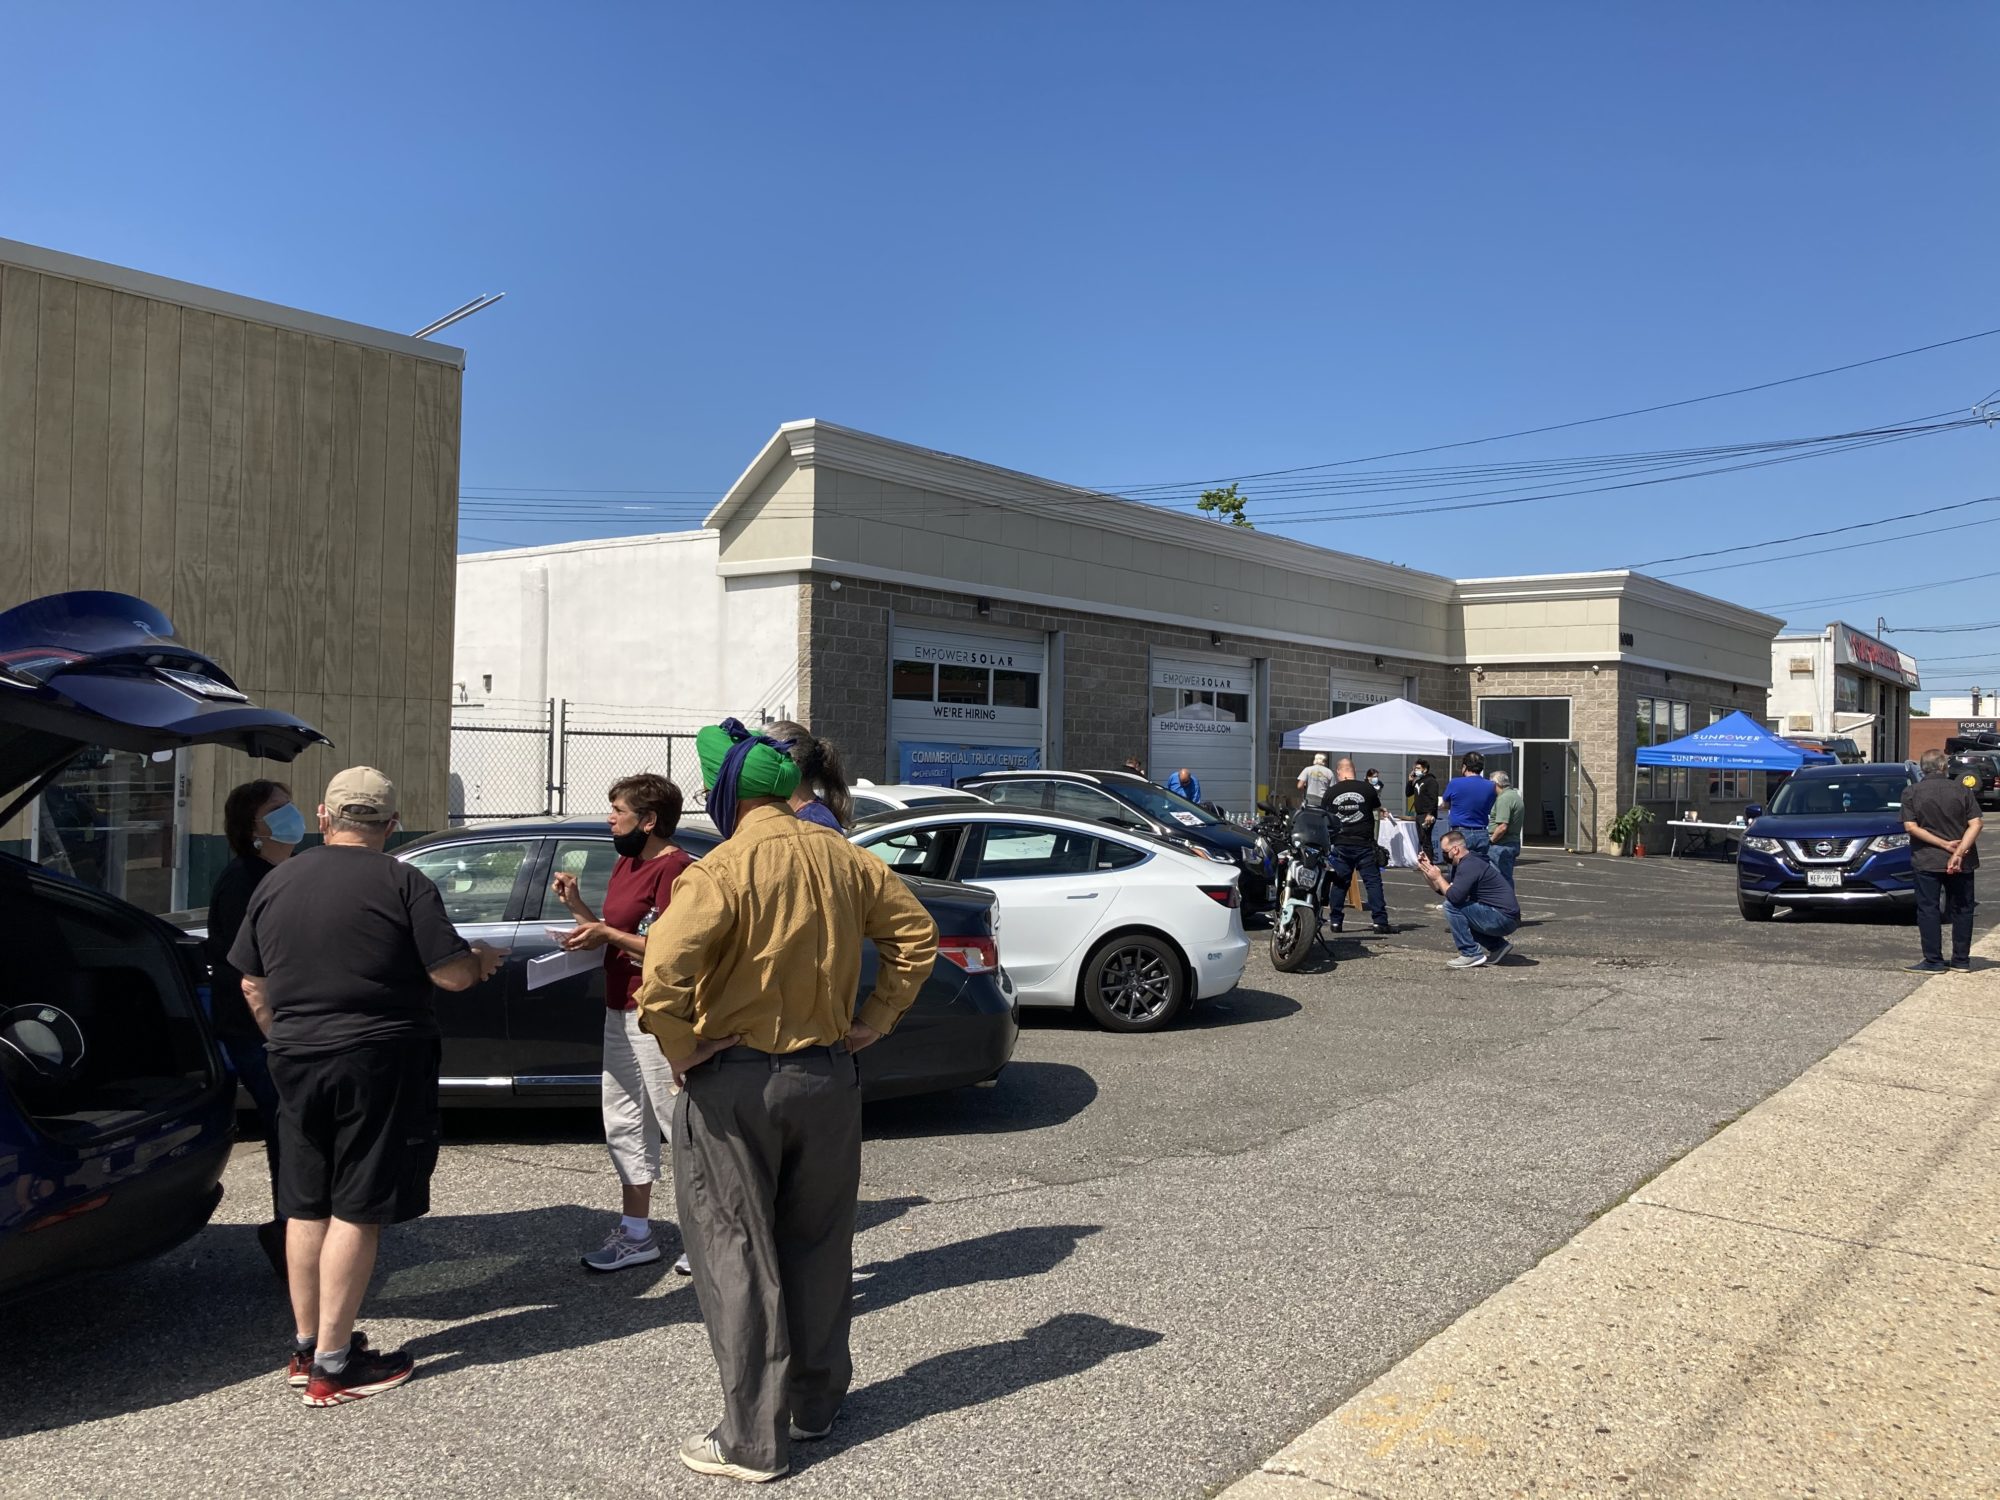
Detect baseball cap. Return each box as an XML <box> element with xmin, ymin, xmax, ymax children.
<box><xmin>324</xmin><ymin>766</ymin><xmax>396</xmax><ymax>824</ymax></box>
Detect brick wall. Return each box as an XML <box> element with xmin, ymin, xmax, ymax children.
<box><xmin>797</xmin><ymin>575</ymin><xmax>1457</xmax><ymax>803</ymax></box>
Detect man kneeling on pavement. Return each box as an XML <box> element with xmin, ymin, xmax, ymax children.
<box><xmin>1417</xmin><ymin>827</ymin><xmax>1520</xmax><ymax>969</ymax></box>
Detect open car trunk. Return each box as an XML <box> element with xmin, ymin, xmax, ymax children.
<box><xmin>0</xmin><ymin>591</ymin><xmax>327</xmax><ymax>1142</ymax></box>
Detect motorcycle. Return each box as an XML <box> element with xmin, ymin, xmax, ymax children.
<box><xmin>1269</xmin><ymin>800</ymin><xmax>1336</xmax><ymax>972</ymax></box>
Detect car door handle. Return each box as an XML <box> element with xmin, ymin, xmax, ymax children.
<box><xmin>1067</xmin><ymin>893</ymin><xmax>1099</xmax><ymax>900</ymax></box>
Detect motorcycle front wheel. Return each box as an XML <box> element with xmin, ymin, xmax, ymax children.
<box><xmin>1270</xmin><ymin>902</ymin><xmax>1315</xmax><ymax>972</ymax></box>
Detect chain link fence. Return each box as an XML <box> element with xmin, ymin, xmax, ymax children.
<box><xmin>448</xmin><ymin>699</ymin><xmax>719</xmax><ymax>824</ymax></box>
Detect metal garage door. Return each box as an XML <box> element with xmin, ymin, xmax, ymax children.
<box><xmin>1149</xmin><ymin>653</ymin><xmax>1256</xmax><ymax>814</ymax></box>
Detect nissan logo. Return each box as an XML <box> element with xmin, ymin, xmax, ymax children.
<box><xmin>1812</xmin><ymin>840</ymin><xmax>1835</xmax><ymax>856</ymax></box>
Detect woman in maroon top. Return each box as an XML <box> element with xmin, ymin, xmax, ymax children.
<box><xmin>551</xmin><ymin>773</ymin><xmax>693</xmax><ymax>1272</ymax></box>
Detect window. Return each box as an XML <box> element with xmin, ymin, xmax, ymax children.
<box><xmin>859</xmin><ymin>826</ymin><xmax>962</xmax><ymax>880</ymax></box>
<box><xmin>1705</xmin><ymin>709</ymin><xmax>1753</xmax><ymax>800</ymax></box>
<box><xmin>1095</xmin><ymin>838</ymin><xmax>1149</xmax><ymax>871</ymax></box>
<box><xmin>892</xmin><ymin>660</ymin><xmax>934</xmax><ymax>701</ymax></box>
<box><xmin>965</xmin><ymin>824</ymin><xmax>1095</xmax><ymax>879</ymax></box>
<box><xmin>1049</xmin><ymin>782</ymin><xmax>1148</xmax><ymax>828</ymax></box>
<box><xmin>1154</xmin><ymin>687</ymin><xmax>1248</xmax><ymax>722</ymax></box>
<box><xmin>980</xmin><ymin>779</ymin><xmax>1050</xmax><ymax>809</ymax></box>
<box><xmin>993</xmin><ymin>669</ymin><xmax>1039</xmax><ymax>709</ymax></box>
<box><xmin>1634</xmin><ymin>696</ymin><xmax>1689</xmax><ymax>802</ymax></box>
<box><xmin>850</xmin><ymin>795</ymin><xmax>892</xmax><ymax>821</ymax></box>
<box><xmin>536</xmin><ymin>837</ymin><xmax>618</xmax><ymax>920</ymax></box>
<box><xmin>404</xmin><ymin>839</ymin><xmax>530</xmax><ymax>925</ymax></box>
<box><xmin>937</xmin><ymin>664</ymin><xmax>990</xmax><ymax>705</ymax></box>
<box><xmin>1477</xmin><ymin>697</ymin><xmax>1572</xmax><ymax>740</ymax></box>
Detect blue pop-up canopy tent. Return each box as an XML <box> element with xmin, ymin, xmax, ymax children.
<box><xmin>1635</xmin><ymin>710</ymin><xmax>1837</xmax><ymax>770</ymax></box>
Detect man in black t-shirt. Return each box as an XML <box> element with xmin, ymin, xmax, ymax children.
<box><xmin>231</xmin><ymin>767</ymin><xmax>504</xmax><ymax>1407</ymax></box>
<box><xmin>1901</xmin><ymin>750</ymin><xmax>1984</xmax><ymax>973</ymax></box>
<box><xmin>1325</xmin><ymin>757</ymin><xmax>1393</xmax><ymax>935</ymax></box>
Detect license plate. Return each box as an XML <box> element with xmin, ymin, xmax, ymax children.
<box><xmin>1807</xmin><ymin>869</ymin><xmax>1841</xmax><ymax>889</ymax></box>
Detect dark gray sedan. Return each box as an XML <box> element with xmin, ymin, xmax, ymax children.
<box><xmin>183</xmin><ymin>814</ymin><xmax>1019</xmax><ymax>1104</ymax></box>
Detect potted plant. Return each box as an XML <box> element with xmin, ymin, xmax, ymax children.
<box><xmin>1609</xmin><ymin>805</ymin><xmax>1654</xmax><ymax>857</ymax></box>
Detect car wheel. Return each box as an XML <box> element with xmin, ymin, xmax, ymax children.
<box><xmin>1080</xmin><ymin>934</ymin><xmax>1187</xmax><ymax>1033</ymax></box>
<box><xmin>1738</xmin><ymin>895</ymin><xmax>1774</xmax><ymax>922</ymax></box>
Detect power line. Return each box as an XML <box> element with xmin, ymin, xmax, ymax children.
<box><xmin>1098</xmin><ymin>325</ymin><xmax>2000</xmax><ymax>493</ymax></box>
<box><xmin>1657</xmin><ymin>511</ymin><xmax>2000</xmax><ymax>579</ymax></box>
<box><xmin>1882</xmin><ymin>620</ymin><xmax>2000</xmax><ymax>635</ymax></box>
<box><xmin>1631</xmin><ymin>492</ymin><xmax>2000</xmax><ymax>571</ymax></box>
<box><xmin>1760</xmin><ymin>567</ymin><xmax>2000</xmax><ymax>613</ymax></box>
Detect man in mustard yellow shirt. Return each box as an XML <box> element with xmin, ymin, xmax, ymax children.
<box><xmin>637</xmin><ymin>720</ymin><xmax>937</xmax><ymax>1483</ymax></box>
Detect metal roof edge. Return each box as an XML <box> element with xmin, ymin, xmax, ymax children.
<box><xmin>0</xmin><ymin>237</ymin><xmax>467</xmax><ymax>369</ymax></box>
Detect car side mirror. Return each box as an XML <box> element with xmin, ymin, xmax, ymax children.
<box><xmin>1744</xmin><ymin>805</ymin><xmax>1763</xmax><ymax>821</ymax></box>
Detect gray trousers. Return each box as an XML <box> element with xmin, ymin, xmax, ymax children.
<box><xmin>673</xmin><ymin>1044</ymin><xmax>862</xmax><ymax>1472</ymax></box>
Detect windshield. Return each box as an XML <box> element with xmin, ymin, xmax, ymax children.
<box><xmin>1106</xmin><ymin>780</ymin><xmax>1224</xmax><ymax>827</ymax></box>
<box><xmin>1766</xmin><ymin>774</ymin><xmax>1910</xmax><ymax>818</ymax></box>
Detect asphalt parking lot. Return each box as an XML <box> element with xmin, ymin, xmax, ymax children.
<box><xmin>4</xmin><ymin>846</ymin><xmax>1986</xmax><ymax>1499</ymax></box>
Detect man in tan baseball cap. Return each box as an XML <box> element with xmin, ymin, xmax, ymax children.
<box><xmin>323</xmin><ymin>766</ymin><xmax>397</xmax><ymax>829</ymax></box>
<box><xmin>231</xmin><ymin>764</ymin><xmax>505</xmax><ymax>1407</ymax></box>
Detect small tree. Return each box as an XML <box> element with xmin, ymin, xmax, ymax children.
<box><xmin>1197</xmin><ymin>482</ymin><xmax>1253</xmax><ymax>529</ymax></box>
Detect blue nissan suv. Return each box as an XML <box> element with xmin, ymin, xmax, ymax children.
<box><xmin>1736</xmin><ymin>762</ymin><xmax>1921</xmax><ymax>921</ymax></box>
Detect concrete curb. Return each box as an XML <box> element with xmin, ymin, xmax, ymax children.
<box><xmin>1219</xmin><ymin>936</ymin><xmax>2000</xmax><ymax>1500</ymax></box>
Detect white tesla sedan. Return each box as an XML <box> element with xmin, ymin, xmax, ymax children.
<box><xmin>849</xmin><ymin>808</ymin><xmax>1250</xmax><ymax>1032</ymax></box>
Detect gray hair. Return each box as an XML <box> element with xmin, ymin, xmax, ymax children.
<box><xmin>1920</xmin><ymin>748</ymin><xmax>1949</xmax><ymax>776</ymax></box>
<box><xmin>1491</xmin><ymin>771</ymin><xmax>1512</xmax><ymax>788</ymax></box>
<box><xmin>327</xmin><ymin>813</ymin><xmax>394</xmax><ymax>837</ymax></box>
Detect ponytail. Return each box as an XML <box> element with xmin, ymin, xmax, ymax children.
<box><xmin>767</xmin><ymin>720</ymin><xmax>854</xmax><ymax>829</ymax></box>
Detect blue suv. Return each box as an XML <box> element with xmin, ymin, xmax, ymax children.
<box><xmin>0</xmin><ymin>591</ymin><xmax>322</xmax><ymax>1303</ymax></box>
<box><xmin>1736</xmin><ymin>762</ymin><xmax>1920</xmax><ymax>921</ymax></box>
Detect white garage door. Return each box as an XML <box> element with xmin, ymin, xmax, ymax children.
<box><xmin>1150</xmin><ymin>653</ymin><xmax>1257</xmax><ymax>815</ymax></box>
<box><xmin>889</xmin><ymin>625</ymin><xmax>1046</xmax><ymax>787</ymax></box>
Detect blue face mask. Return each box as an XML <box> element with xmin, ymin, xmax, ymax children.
<box><xmin>262</xmin><ymin>802</ymin><xmax>307</xmax><ymax>846</ymax></box>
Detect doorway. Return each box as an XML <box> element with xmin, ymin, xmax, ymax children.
<box><xmin>1482</xmin><ymin>742</ymin><xmax>1571</xmax><ymax>847</ymax></box>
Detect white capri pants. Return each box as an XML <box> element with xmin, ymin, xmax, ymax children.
<box><xmin>602</xmin><ymin>1007</ymin><xmax>677</xmax><ymax>1186</ymax></box>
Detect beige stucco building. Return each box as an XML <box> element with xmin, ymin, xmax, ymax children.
<box><xmin>457</xmin><ymin>421</ymin><xmax>1782</xmax><ymax>852</ymax></box>
<box><xmin>0</xmin><ymin>238</ymin><xmax>464</xmax><ymax>910</ymax></box>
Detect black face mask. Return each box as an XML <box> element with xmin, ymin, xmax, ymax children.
<box><xmin>613</xmin><ymin>824</ymin><xmax>653</xmax><ymax>858</ymax></box>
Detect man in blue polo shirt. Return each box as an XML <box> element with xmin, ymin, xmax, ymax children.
<box><xmin>1440</xmin><ymin>752</ymin><xmax>1499</xmax><ymax>858</ymax></box>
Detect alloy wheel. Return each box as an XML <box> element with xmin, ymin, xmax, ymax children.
<box><xmin>1095</xmin><ymin>943</ymin><xmax>1177</xmax><ymax>1024</ymax></box>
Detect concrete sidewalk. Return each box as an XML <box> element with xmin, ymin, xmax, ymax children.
<box><xmin>1222</xmin><ymin>937</ymin><xmax>2000</xmax><ymax>1500</ymax></box>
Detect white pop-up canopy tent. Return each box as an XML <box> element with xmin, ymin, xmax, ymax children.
<box><xmin>1281</xmin><ymin>698</ymin><xmax>1514</xmax><ymax>758</ymax></box>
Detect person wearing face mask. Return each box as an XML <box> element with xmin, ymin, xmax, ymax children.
<box><xmin>205</xmin><ymin>779</ymin><xmax>306</xmax><ymax>1276</ymax></box>
<box><xmin>1365</xmin><ymin>768</ymin><xmax>1385</xmax><ymax>794</ymax></box>
<box><xmin>550</xmin><ymin>774</ymin><xmax>696</xmax><ymax>1272</ymax></box>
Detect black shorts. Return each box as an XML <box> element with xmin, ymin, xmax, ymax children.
<box><xmin>269</xmin><ymin>1037</ymin><xmax>442</xmax><ymax>1225</ymax></box>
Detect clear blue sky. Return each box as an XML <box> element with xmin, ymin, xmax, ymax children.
<box><xmin>5</xmin><ymin>4</ymin><xmax>1997</xmax><ymax>698</ymax></box>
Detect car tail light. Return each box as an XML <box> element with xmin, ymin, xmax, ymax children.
<box><xmin>1199</xmin><ymin>884</ymin><xmax>1241</xmax><ymax>908</ymax></box>
<box><xmin>938</xmin><ymin>936</ymin><xmax>1000</xmax><ymax>973</ymax></box>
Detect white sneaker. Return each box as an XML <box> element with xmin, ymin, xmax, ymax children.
<box><xmin>1446</xmin><ymin>951</ymin><xmax>1488</xmax><ymax>969</ymax></box>
<box><xmin>679</xmin><ymin>1433</ymin><xmax>786</xmax><ymax>1483</ymax></box>
<box><xmin>673</xmin><ymin>1251</ymin><xmax>692</xmax><ymax>1276</ymax></box>
<box><xmin>580</xmin><ymin>1228</ymin><xmax>662</xmax><ymax>1273</ymax></box>
<box><xmin>1491</xmin><ymin>939</ymin><xmax>1515</xmax><ymax>965</ymax></box>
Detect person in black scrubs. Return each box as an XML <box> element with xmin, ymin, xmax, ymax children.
<box><xmin>206</xmin><ymin>778</ymin><xmax>305</xmax><ymax>1275</ymax></box>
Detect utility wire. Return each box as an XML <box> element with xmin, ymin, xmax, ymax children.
<box><xmin>1760</xmin><ymin>567</ymin><xmax>2000</xmax><ymax>613</ymax></box>
<box><xmin>1631</xmin><ymin>492</ymin><xmax>2000</xmax><ymax>570</ymax></box>
<box><xmin>1657</xmin><ymin>511</ymin><xmax>2000</xmax><ymax>579</ymax></box>
<box><xmin>1098</xmin><ymin>326</ymin><xmax>2000</xmax><ymax>493</ymax></box>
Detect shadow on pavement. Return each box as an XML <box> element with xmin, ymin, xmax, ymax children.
<box><xmin>864</xmin><ymin>1060</ymin><xmax>1098</xmax><ymax>1138</ymax></box>
<box><xmin>854</xmin><ymin>1224</ymin><xmax>1101</xmax><ymax>1316</ymax></box>
<box><xmin>809</xmin><ymin>1312</ymin><xmax>1164</xmax><ymax>1462</ymax></box>
<box><xmin>0</xmin><ymin>1202</ymin><xmax>1084</xmax><ymax>1436</ymax></box>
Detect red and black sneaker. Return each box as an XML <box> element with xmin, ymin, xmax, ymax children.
<box><xmin>301</xmin><ymin>1345</ymin><xmax>413</xmax><ymax>1407</ymax></box>
<box><xmin>286</xmin><ymin>1331</ymin><xmax>370</xmax><ymax>1388</ymax></box>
